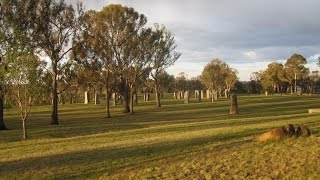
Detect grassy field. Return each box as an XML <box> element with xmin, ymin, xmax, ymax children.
<box><xmin>1</xmin><ymin>94</ymin><xmax>320</xmax><ymax>179</ymax></box>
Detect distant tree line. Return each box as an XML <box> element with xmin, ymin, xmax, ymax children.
<box><xmin>235</xmin><ymin>54</ymin><xmax>320</xmax><ymax>95</ymax></box>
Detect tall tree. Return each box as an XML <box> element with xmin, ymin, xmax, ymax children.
<box><xmin>0</xmin><ymin>58</ymin><xmax>7</xmax><ymax>130</ymax></box>
<box><xmin>88</xmin><ymin>4</ymin><xmax>147</xmax><ymax>113</ymax></box>
<box><xmin>284</xmin><ymin>54</ymin><xmax>309</xmax><ymax>95</ymax></box>
<box><xmin>2</xmin><ymin>0</ymin><xmax>83</xmax><ymax>125</ymax></box>
<box><xmin>200</xmin><ymin>59</ymin><xmax>230</xmax><ymax>101</ymax></box>
<box><xmin>146</xmin><ymin>24</ymin><xmax>180</xmax><ymax>107</ymax></box>
<box><xmin>33</xmin><ymin>0</ymin><xmax>83</xmax><ymax>125</ymax></box>
<box><xmin>224</xmin><ymin>68</ymin><xmax>238</xmax><ymax>98</ymax></box>
<box><xmin>174</xmin><ymin>72</ymin><xmax>188</xmax><ymax>95</ymax></box>
<box><xmin>0</xmin><ymin>0</ymin><xmax>35</xmax><ymax>130</ymax></box>
<box><xmin>5</xmin><ymin>53</ymin><xmax>44</xmax><ymax>139</ymax></box>
<box><xmin>260</xmin><ymin>62</ymin><xmax>285</xmax><ymax>94</ymax></box>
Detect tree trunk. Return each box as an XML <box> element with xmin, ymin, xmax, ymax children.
<box><xmin>123</xmin><ymin>88</ymin><xmax>130</xmax><ymax>113</ymax></box>
<box><xmin>0</xmin><ymin>95</ymin><xmax>7</xmax><ymax>130</ymax></box>
<box><xmin>22</xmin><ymin>117</ymin><xmax>27</xmax><ymax>140</ymax></box>
<box><xmin>155</xmin><ymin>83</ymin><xmax>161</xmax><ymax>107</ymax></box>
<box><xmin>294</xmin><ymin>73</ymin><xmax>297</xmax><ymax>95</ymax></box>
<box><xmin>129</xmin><ymin>88</ymin><xmax>134</xmax><ymax>114</ymax></box>
<box><xmin>290</xmin><ymin>84</ymin><xmax>293</xmax><ymax>95</ymax></box>
<box><xmin>51</xmin><ymin>72</ymin><xmax>59</xmax><ymax>125</ymax></box>
<box><xmin>106</xmin><ymin>91</ymin><xmax>111</xmax><ymax>118</ymax></box>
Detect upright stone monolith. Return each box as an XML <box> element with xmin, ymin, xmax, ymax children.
<box><xmin>198</xmin><ymin>90</ymin><xmax>201</xmax><ymax>102</ymax></box>
<box><xmin>174</xmin><ymin>92</ymin><xmax>177</xmax><ymax>99</ymax></box>
<box><xmin>195</xmin><ymin>90</ymin><xmax>199</xmax><ymax>98</ymax></box>
<box><xmin>95</xmin><ymin>92</ymin><xmax>100</xmax><ymax>105</ymax></box>
<box><xmin>143</xmin><ymin>93</ymin><xmax>147</xmax><ymax>101</ymax></box>
<box><xmin>265</xmin><ymin>91</ymin><xmax>268</xmax><ymax>96</ymax></box>
<box><xmin>230</xmin><ymin>94</ymin><xmax>239</xmax><ymax>114</ymax></box>
<box><xmin>184</xmin><ymin>91</ymin><xmax>189</xmax><ymax>104</ymax></box>
<box><xmin>84</xmin><ymin>91</ymin><xmax>89</xmax><ymax>104</ymax></box>
<box><xmin>180</xmin><ymin>91</ymin><xmax>184</xmax><ymax>99</ymax></box>
<box><xmin>201</xmin><ymin>90</ymin><xmax>204</xmax><ymax>98</ymax></box>
<box><xmin>206</xmin><ymin>90</ymin><xmax>210</xmax><ymax>99</ymax></box>
<box><xmin>112</xmin><ymin>93</ymin><xmax>116</xmax><ymax>106</ymax></box>
<box><xmin>213</xmin><ymin>91</ymin><xmax>218</xmax><ymax>100</ymax></box>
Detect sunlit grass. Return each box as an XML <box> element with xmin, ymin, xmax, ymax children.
<box><xmin>0</xmin><ymin>94</ymin><xmax>320</xmax><ymax>179</ymax></box>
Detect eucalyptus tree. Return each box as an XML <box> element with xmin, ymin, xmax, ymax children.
<box><xmin>78</xmin><ymin>5</ymin><xmax>147</xmax><ymax>115</ymax></box>
<box><xmin>5</xmin><ymin>53</ymin><xmax>44</xmax><ymax>139</ymax></box>
<box><xmin>0</xmin><ymin>0</ymin><xmax>36</xmax><ymax>130</ymax></box>
<box><xmin>224</xmin><ymin>68</ymin><xmax>238</xmax><ymax>98</ymax></box>
<box><xmin>174</xmin><ymin>72</ymin><xmax>188</xmax><ymax>96</ymax></box>
<box><xmin>85</xmin><ymin>4</ymin><xmax>148</xmax><ymax>113</ymax></box>
<box><xmin>145</xmin><ymin>24</ymin><xmax>180</xmax><ymax>107</ymax></box>
<box><xmin>284</xmin><ymin>54</ymin><xmax>309</xmax><ymax>95</ymax></box>
<box><xmin>2</xmin><ymin>0</ymin><xmax>84</xmax><ymax>125</ymax></box>
<box><xmin>260</xmin><ymin>62</ymin><xmax>286</xmax><ymax>94</ymax></box>
<box><xmin>0</xmin><ymin>58</ymin><xmax>7</xmax><ymax>130</ymax></box>
<box><xmin>249</xmin><ymin>72</ymin><xmax>263</xmax><ymax>94</ymax></box>
<box><xmin>200</xmin><ymin>59</ymin><xmax>229</xmax><ymax>100</ymax></box>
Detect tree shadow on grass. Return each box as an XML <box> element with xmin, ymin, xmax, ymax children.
<box><xmin>0</xmin><ymin>131</ymin><xmax>256</xmax><ymax>179</ymax></box>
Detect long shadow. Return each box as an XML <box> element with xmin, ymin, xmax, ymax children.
<box><xmin>0</xmin><ymin>130</ymin><xmax>257</xmax><ymax>179</ymax></box>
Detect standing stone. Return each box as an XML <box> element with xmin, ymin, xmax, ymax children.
<box><xmin>230</xmin><ymin>94</ymin><xmax>239</xmax><ymax>114</ymax></box>
<box><xmin>206</xmin><ymin>90</ymin><xmax>210</xmax><ymax>99</ymax></box>
<box><xmin>195</xmin><ymin>90</ymin><xmax>199</xmax><ymax>98</ymax></box>
<box><xmin>143</xmin><ymin>93</ymin><xmax>147</xmax><ymax>101</ymax></box>
<box><xmin>143</xmin><ymin>92</ymin><xmax>150</xmax><ymax>101</ymax></box>
<box><xmin>84</xmin><ymin>91</ymin><xmax>89</xmax><ymax>104</ymax></box>
<box><xmin>95</xmin><ymin>92</ymin><xmax>100</xmax><ymax>105</ymax></box>
<box><xmin>174</xmin><ymin>92</ymin><xmax>177</xmax><ymax>99</ymax></box>
<box><xmin>201</xmin><ymin>90</ymin><xmax>204</xmax><ymax>98</ymax></box>
<box><xmin>180</xmin><ymin>91</ymin><xmax>184</xmax><ymax>99</ymax></box>
<box><xmin>112</xmin><ymin>93</ymin><xmax>116</xmax><ymax>106</ymax></box>
<box><xmin>198</xmin><ymin>90</ymin><xmax>201</xmax><ymax>102</ymax></box>
<box><xmin>184</xmin><ymin>91</ymin><xmax>189</xmax><ymax>104</ymax></box>
<box><xmin>265</xmin><ymin>91</ymin><xmax>268</xmax><ymax>96</ymax></box>
<box><xmin>213</xmin><ymin>91</ymin><xmax>218</xmax><ymax>100</ymax></box>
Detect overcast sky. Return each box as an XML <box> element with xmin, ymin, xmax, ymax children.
<box><xmin>72</xmin><ymin>0</ymin><xmax>320</xmax><ymax>80</ymax></box>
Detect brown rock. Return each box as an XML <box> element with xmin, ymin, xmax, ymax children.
<box><xmin>285</xmin><ymin>124</ymin><xmax>296</xmax><ymax>137</ymax></box>
<box><xmin>296</xmin><ymin>124</ymin><xmax>311</xmax><ymax>137</ymax></box>
<box><xmin>256</xmin><ymin>126</ymin><xmax>288</xmax><ymax>142</ymax></box>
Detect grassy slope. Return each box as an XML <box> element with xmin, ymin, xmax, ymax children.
<box><xmin>0</xmin><ymin>94</ymin><xmax>320</xmax><ymax>179</ymax></box>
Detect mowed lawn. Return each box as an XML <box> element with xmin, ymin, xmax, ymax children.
<box><xmin>1</xmin><ymin>94</ymin><xmax>320</xmax><ymax>179</ymax></box>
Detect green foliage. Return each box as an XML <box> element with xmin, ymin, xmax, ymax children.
<box><xmin>284</xmin><ymin>54</ymin><xmax>309</xmax><ymax>86</ymax></box>
<box><xmin>200</xmin><ymin>59</ymin><xmax>238</xmax><ymax>95</ymax></box>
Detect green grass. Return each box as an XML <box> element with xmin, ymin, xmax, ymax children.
<box><xmin>1</xmin><ymin>94</ymin><xmax>320</xmax><ymax>179</ymax></box>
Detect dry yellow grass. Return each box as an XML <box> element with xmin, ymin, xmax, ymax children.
<box><xmin>0</xmin><ymin>95</ymin><xmax>320</xmax><ymax>179</ymax></box>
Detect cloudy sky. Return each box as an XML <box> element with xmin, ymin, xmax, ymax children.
<box><xmin>72</xmin><ymin>0</ymin><xmax>320</xmax><ymax>80</ymax></box>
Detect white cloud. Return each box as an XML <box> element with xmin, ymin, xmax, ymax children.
<box><xmin>67</xmin><ymin>0</ymin><xmax>320</xmax><ymax>81</ymax></box>
<box><xmin>308</xmin><ymin>54</ymin><xmax>320</xmax><ymax>61</ymax></box>
<box><xmin>244</xmin><ymin>51</ymin><xmax>258</xmax><ymax>60</ymax></box>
